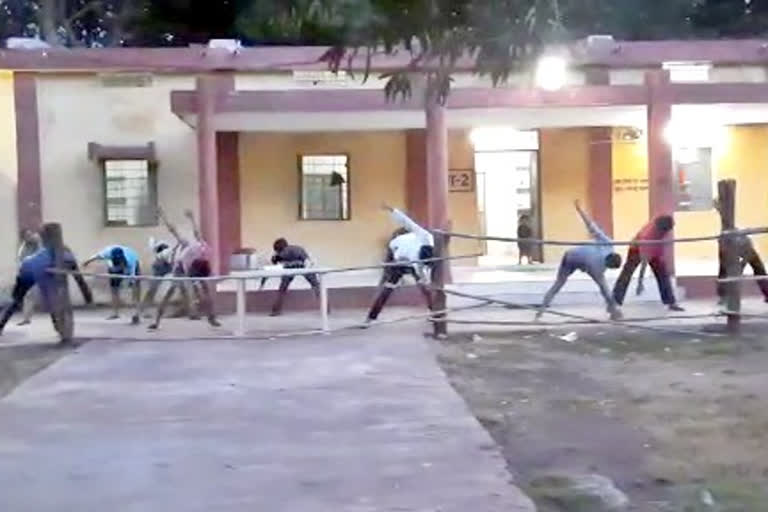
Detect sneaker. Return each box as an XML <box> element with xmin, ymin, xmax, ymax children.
<box><xmin>269</xmin><ymin>310</ymin><xmax>282</xmax><ymax>317</ymax></box>
<box><xmin>668</xmin><ymin>304</ymin><xmax>685</xmax><ymax>312</ymax></box>
<box><xmin>130</xmin><ymin>315</ymin><xmax>140</xmax><ymax>326</ymax></box>
<box><xmin>609</xmin><ymin>310</ymin><xmax>624</xmax><ymax>321</ymax></box>
<box><xmin>148</xmin><ymin>323</ymin><xmax>159</xmax><ymax>331</ymax></box>
<box><xmin>106</xmin><ymin>314</ymin><xmax>119</xmax><ymax>320</ymax></box>
<box><xmin>208</xmin><ymin>317</ymin><xmax>221</xmax><ymax>327</ymax></box>
<box><xmin>16</xmin><ymin>319</ymin><xmax>31</xmax><ymax>326</ymax></box>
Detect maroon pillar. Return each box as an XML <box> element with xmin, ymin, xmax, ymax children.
<box><xmin>425</xmin><ymin>103</ymin><xmax>449</xmax><ymax>230</ymax></box>
<box><xmin>197</xmin><ymin>75</ymin><xmax>221</xmax><ymax>274</ymax></box>
<box><xmin>14</xmin><ymin>72</ymin><xmax>43</xmax><ymax>233</ymax></box>
<box><xmin>216</xmin><ymin>132</ymin><xmax>240</xmax><ymax>273</ymax></box>
<box><xmin>405</xmin><ymin>129</ymin><xmax>429</xmax><ymax>225</ymax></box>
<box><xmin>588</xmin><ymin>127</ymin><xmax>614</xmax><ymax>236</ymax></box>
<box><xmin>646</xmin><ymin>70</ymin><xmax>676</xmax><ymax>271</ymax></box>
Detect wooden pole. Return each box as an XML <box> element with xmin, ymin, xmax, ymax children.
<box><xmin>718</xmin><ymin>179</ymin><xmax>741</xmax><ymax>334</ymax></box>
<box><xmin>41</xmin><ymin>222</ymin><xmax>74</xmax><ymax>343</ymax></box>
<box><xmin>425</xmin><ymin>96</ymin><xmax>451</xmax><ymax>339</ymax></box>
<box><xmin>431</xmin><ymin>231</ymin><xmax>449</xmax><ymax>338</ymax></box>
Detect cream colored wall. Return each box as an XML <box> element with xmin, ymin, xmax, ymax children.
<box><xmin>611</xmin><ymin>134</ymin><xmax>650</xmax><ymax>245</ymax></box>
<box><xmin>611</xmin><ymin>125</ymin><xmax>768</xmax><ymax>265</ymax></box>
<box><xmin>0</xmin><ymin>71</ymin><xmax>18</xmax><ymax>283</ymax></box>
<box><xmin>540</xmin><ymin>128</ymin><xmax>591</xmax><ymax>263</ymax></box>
<box><xmin>36</xmin><ymin>74</ymin><xmax>198</xmax><ymax>272</ymax></box>
<box><xmin>239</xmin><ymin>131</ymin><xmax>407</xmax><ymax>266</ymax></box>
<box><xmin>675</xmin><ymin>125</ymin><xmax>768</xmax><ymax>262</ymax></box>
<box><xmin>447</xmin><ymin>130</ymin><xmax>482</xmax><ymax>262</ymax></box>
<box><xmin>234</xmin><ymin>71</ymin><xmax>587</xmax><ymax>91</ymax></box>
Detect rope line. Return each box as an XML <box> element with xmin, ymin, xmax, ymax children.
<box><xmin>48</xmin><ymin>252</ymin><xmax>483</xmax><ymax>283</ymax></box>
<box><xmin>434</xmin><ymin>227</ymin><xmax>768</xmax><ymax>247</ymax></box>
<box><xmin>440</xmin><ymin>287</ymin><xmax>723</xmax><ymax>338</ymax></box>
<box><xmin>440</xmin><ymin>312</ymin><xmax>724</xmax><ymax>327</ymax></box>
<box><xmin>92</xmin><ymin>303</ymin><xmax>491</xmax><ymax>343</ymax></box>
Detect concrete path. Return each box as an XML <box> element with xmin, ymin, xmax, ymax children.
<box><xmin>0</xmin><ymin>327</ymin><xmax>535</xmax><ymax>512</ymax></box>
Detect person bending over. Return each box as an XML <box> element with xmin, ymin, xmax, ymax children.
<box><xmin>269</xmin><ymin>238</ymin><xmax>321</xmax><ymax>316</ymax></box>
<box><xmin>537</xmin><ymin>201</ymin><xmax>623</xmax><ymax>321</ymax></box>
<box><xmin>0</xmin><ymin>245</ymin><xmax>92</xmax><ymax>335</ymax></box>
<box><xmin>365</xmin><ymin>205</ymin><xmax>434</xmax><ymax>324</ymax></box>
<box><xmin>149</xmin><ymin>209</ymin><xmax>220</xmax><ymax>330</ymax></box>
<box><xmin>83</xmin><ymin>245</ymin><xmax>141</xmax><ymax>320</ymax></box>
<box><xmin>612</xmin><ymin>215</ymin><xmax>684</xmax><ymax>311</ymax></box>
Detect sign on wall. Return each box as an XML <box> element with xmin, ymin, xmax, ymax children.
<box><xmin>449</xmin><ymin>169</ymin><xmax>475</xmax><ymax>192</ymax></box>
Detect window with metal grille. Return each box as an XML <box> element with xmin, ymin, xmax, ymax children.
<box><xmin>673</xmin><ymin>147</ymin><xmax>713</xmax><ymax>212</ymax></box>
<box><xmin>299</xmin><ymin>154</ymin><xmax>350</xmax><ymax>220</ymax></box>
<box><xmin>103</xmin><ymin>159</ymin><xmax>158</xmax><ymax>226</ymax></box>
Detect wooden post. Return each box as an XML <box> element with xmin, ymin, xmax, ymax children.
<box><xmin>718</xmin><ymin>179</ymin><xmax>741</xmax><ymax>334</ymax></box>
<box><xmin>41</xmin><ymin>222</ymin><xmax>74</xmax><ymax>343</ymax></box>
<box><xmin>431</xmin><ymin>231</ymin><xmax>451</xmax><ymax>339</ymax></box>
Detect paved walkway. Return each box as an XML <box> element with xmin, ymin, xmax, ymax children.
<box><xmin>0</xmin><ymin>324</ymin><xmax>534</xmax><ymax>512</ymax></box>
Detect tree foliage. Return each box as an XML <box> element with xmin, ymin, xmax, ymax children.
<box><xmin>238</xmin><ymin>0</ymin><xmax>566</xmax><ymax>104</ymax></box>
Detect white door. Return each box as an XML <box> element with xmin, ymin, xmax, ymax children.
<box><xmin>475</xmin><ymin>150</ymin><xmax>538</xmax><ymax>265</ymax></box>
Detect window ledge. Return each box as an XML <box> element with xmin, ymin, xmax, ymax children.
<box><xmin>88</xmin><ymin>142</ymin><xmax>156</xmax><ymax>162</ymax></box>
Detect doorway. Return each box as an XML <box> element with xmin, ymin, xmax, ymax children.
<box><xmin>472</xmin><ymin>129</ymin><xmax>542</xmax><ymax>266</ymax></box>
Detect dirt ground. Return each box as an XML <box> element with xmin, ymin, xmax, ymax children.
<box><xmin>437</xmin><ymin>322</ymin><xmax>768</xmax><ymax>511</ymax></box>
<box><xmin>0</xmin><ymin>342</ymin><xmax>71</xmax><ymax>399</ymax></box>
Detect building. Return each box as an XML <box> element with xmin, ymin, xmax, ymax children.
<box><xmin>2</xmin><ymin>37</ymin><xmax>768</xmax><ymax>306</ymax></box>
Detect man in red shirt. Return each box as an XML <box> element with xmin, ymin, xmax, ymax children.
<box><xmin>612</xmin><ymin>215</ymin><xmax>684</xmax><ymax>311</ymax></box>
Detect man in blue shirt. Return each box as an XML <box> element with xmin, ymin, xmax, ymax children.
<box><xmin>536</xmin><ymin>201</ymin><xmax>623</xmax><ymax>321</ymax></box>
<box><xmin>0</xmin><ymin>246</ymin><xmax>93</xmax><ymax>335</ymax></box>
<box><xmin>83</xmin><ymin>245</ymin><xmax>141</xmax><ymax>320</ymax></box>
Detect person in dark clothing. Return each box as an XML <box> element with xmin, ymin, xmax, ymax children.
<box><xmin>16</xmin><ymin>228</ymin><xmax>42</xmax><ymax>326</ymax></box>
<box><xmin>0</xmin><ymin>246</ymin><xmax>93</xmax><ymax>335</ymax></box>
<box><xmin>713</xmin><ymin>199</ymin><xmax>768</xmax><ymax>303</ymax></box>
<box><xmin>269</xmin><ymin>238</ymin><xmax>321</xmax><ymax>316</ymax></box>
<box><xmin>517</xmin><ymin>214</ymin><xmax>534</xmax><ymax>265</ymax></box>
<box><xmin>612</xmin><ymin>215</ymin><xmax>684</xmax><ymax>311</ymax></box>
<box><xmin>365</xmin><ymin>205</ymin><xmax>435</xmax><ymax>324</ymax></box>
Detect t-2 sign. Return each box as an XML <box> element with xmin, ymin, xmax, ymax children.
<box><xmin>448</xmin><ymin>169</ymin><xmax>474</xmax><ymax>192</ymax></box>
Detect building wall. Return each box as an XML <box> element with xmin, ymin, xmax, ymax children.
<box><xmin>611</xmin><ymin>125</ymin><xmax>768</xmax><ymax>265</ymax></box>
<box><xmin>675</xmin><ymin>125</ymin><xmax>768</xmax><ymax>262</ymax></box>
<box><xmin>447</xmin><ymin>130</ymin><xmax>483</xmax><ymax>262</ymax></box>
<box><xmin>611</xmin><ymin>133</ymin><xmax>650</xmax><ymax>245</ymax></box>
<box><xmin>540</xmin><ymin>128</ymin><xmax>591</xmax><ymax>263</ymax></box>
<box><xmin>35</xmin><ymin>73</ymin><xmax>198</xmax><ymax>277</ymax></box>
<box><xmin>0</xmin><ymin>71</ymin><xmax>18</xmax><ymax>282</ymax></box>
<box><xmin>239</xmin><ymin>131</ymin><xmax>407</xmax><ymax>266</ymax></box>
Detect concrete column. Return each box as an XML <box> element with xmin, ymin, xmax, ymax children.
<box><xmin>216</xmin><ymin>132</ymin><xmax>240</xmax><ymax>274</ymax></box>
<box><xmin>425</xmin><ymin>102</ymin><xmax>449</xmax><ymax>230</ymax></box>
<box><xmin>14</xmin><ymin>72</ymin><xmax>43</xmax><ymax>232</ymax></box>
<box><xmin>405</xmin><ymin>129</ymin><xmax>429</xmax><ymax>225</ymax></box>
<box><xmin>196</xmin><ymin>75</ymin><xmax>221</xmax><ymax>274</ymax></box>
<box><xmin>645</xmin><ymin>70</ymin><xmax>675</xmax><ymax>271</ymax></box>
<box><xmin>588</xmin><ymin>127</ymin><xmax>614</xmax><ymax>237</ymax></box>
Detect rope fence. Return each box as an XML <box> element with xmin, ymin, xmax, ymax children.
<box><xmin>28</xmin><ymin>178</ymin><xmax>768</xmax><ymax>342</ymax></box>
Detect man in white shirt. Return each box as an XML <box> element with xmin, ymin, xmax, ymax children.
<box><xmin>365</xmin><ymin>205</ymin><xmax>435</xmax><ymax>323</ymax></box>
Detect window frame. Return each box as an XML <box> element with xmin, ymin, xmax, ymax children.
<box><xmin>101</xmin><ymin>158</ymin><xmax>159</xmax><ymax>228</ymax></box>
<box><xmin>297</xmin><ymin>153</ymin><xmax>352</xmax><ymax>222</ymax></box>
<box><xmin>672</xmin><ymin>146</ymin><xmax>715</xmax><ymax>213</ymax></box>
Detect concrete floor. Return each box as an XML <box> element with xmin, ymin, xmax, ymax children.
<box><xmin>0</xmin><ymin>324</ymin><xmax>534</xmax><ymax>512</ymax></box>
